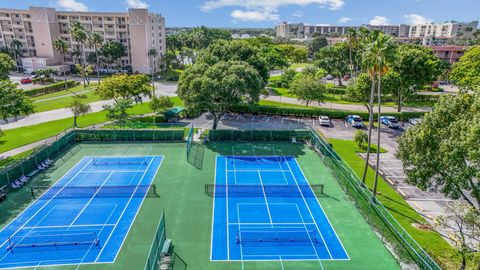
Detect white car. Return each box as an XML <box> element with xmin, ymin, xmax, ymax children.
<box><xmin>319</xmin><ymin>116</ymin><xmax>331</xmax><ymax>127</ymax></box>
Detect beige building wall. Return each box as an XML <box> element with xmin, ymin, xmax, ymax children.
<box><xmin>0</xmin><ymin>6</ymin><xmax>166</xmax><ymax>74</ymax></box>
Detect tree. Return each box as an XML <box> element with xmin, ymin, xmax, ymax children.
<box><xmin>70</xmin><ymin>22</ymin><xmax>88</xmax><ymax>86</ymax></box>
<box><xmin>0</xmin><ymin>80</ymin><xmax>34</xmax><ymax>122</ymax></box>
<box><xmin>9</xmin><ymin>39</ymin><xmax>23</xmax><ymax>72</ymax></box>
<box><xmin>345</xmin><ymin>73</ymin><xmax>372</xmax><ymax>103</ymax></box>
<box><xmin>354</xmin><ymin>130</ymin><xmax>368</xmax><ymax>148</ymax></box>
<box><xmin>246</xmin><ymin>38</ymin><xmax>289</xmax><ymax>71</ymax></box>
<box><xmin>289</xmin><ymin>70</ymin><xmax>326</xmax><ymax>107</ymax></box>
<box><xmin>315</xmin><ymin>43</ymin><xmax>350</xmax><ymax>86</ymax></box>
<box><xmin>278</xmin><ymin>45</ymin><xmax>308</xmax><ymax>64</ymax></box>
<box><xmin>100</xmin><ymin>41</ymin><xmax>125</xmax><ymax>70</ymax></box>
<box><xmin>75</xmin><ymin>64</ymin><xmax>94</xmax><ymax>89</ymax></box>
<box><xmin>397</xmin><ymin>92</ymin><xmax>480</xmax><ymax>207</ymax></box>
<box><xmin>346</xmin><ymin>27</ymin><xmax>359</xmax><ymax>77</ymax></box>
<box><xmin>279</xmin><ymin>68</ymin><xmax>296</xmax><ymax>88</ymax></box>
<box><xmin>88</xmin><ymin>32</ymin><xmax>103</xmax><ymax>84</ymax></box>
<box><xmin>435</xmin><ymin>202</ymin><xmax>480</xmax><ymax>270</ymax></box>
<box><xmin>103</xmin><ymin>99</ymin><xmax>133</xmax><ymax>122</ymax></box>
<box><xmin>450</xmin><ymin>46</ymin><xmax>480</xmax><ymax>91</ymax></box>
<box><xmin>96</xmin><ymin>73</ymin><xmax>151</xmax><ymax>103</ymax></box>
<box><xmin>148</xmin><ymin>48</ymin><xmax>158</xmax><ymax>94</ymax></box>
<box><xmin>197</xmin><ymin>40</ymin><xmax>270</xmax><ymax>84</ymax></box>
<box><xmin>0</xmin><ymin>53</ymin><xmax>16</xmax><ymax>80</ymax></box>
<box><xmin>391</xmin><ymin>44</ymin><xmax>445</xmax><ymax>112</ymax></box>
<box><xmin>53</xmin><ymin>37</ymin><xmax>69</xmax><ymax>90</ymax></box>
<box><xmin>178</xmin><ymin>60</ymin><xmax>263</xmax><ymax>129</ymax></box>
<box><xmin>361</xmin><ymin>31</ymin><xmax>396</xmax><ymax>197</ymax></box>
<box><xmin>149</xmin><ymin>96</ymin><xmax>174</xmax><ymax>124</ymax></box>
<box><xmin>69</xmin><ymin>98</ymin><xmax>91</xmax><ymax>127</ymax></box>
<box><xmin>307</xmin><ymin>36</ymin><xmax>328</xmax><ymax>59</ymax></box>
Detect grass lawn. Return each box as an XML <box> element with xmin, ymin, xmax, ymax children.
<box><xmin>30</xmin><ymin>84</ymin><xmax>96</xmax><ymax>101</ymax></box>
<box><xmin>290</xmin><ymin>62</ymin><xmax>312</xmax><ymax>69</ymax></box>
<box><xmin>328</xmin><ymin>138</ymin><xmax>463</xmax><ymax>270</ymax></box>
<box><xmin>32</xmin><ymin>84</ymin><xmax>105</xmax><ymax>113</ymax></box>
<box><xmin>0</xmin><ymin>97</ymin><xmax>184</xmax><ymax>155</ymax></box>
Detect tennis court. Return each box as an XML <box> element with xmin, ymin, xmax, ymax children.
<box><xmin>210</xmin><ymin>155</ymin><xmax>349</xmax><ymax>262</ymax></box>
<box><xmin>0</xmin><ymin>155</ymin><xmax>163</xmax><ymax>269</ymax></box>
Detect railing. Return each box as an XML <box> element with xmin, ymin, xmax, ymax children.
<box><xmin>308</xmin><ymin>127</ymin><xmax>440</xmax><ymax>270</ymax></box>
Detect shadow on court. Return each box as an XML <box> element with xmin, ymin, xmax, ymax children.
<box><xmin>187</xmin><ymin>142</ymin><xmax>205</xmax><ymax>170</ymax></box>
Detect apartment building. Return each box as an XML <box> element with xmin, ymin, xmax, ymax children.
<box><xmin>0</xmin><ymin>6</ymin><xmax>166</xmax><ymax>74</ymax></box>
<box><xmin>409</xmin><ymin>21</ymin><xmax>478</xmax><ymax>38</ymax></box>
<box><xmin>428</xmin><ymin>45</ymin><xmax>466</xmax><ymax>64</ymax></box>
<box><xmin>275</xmin><ymin>22</ymin><xmax>304</xmax><ymax>39</ymax></box>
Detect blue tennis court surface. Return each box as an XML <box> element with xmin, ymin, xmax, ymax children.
<box><xmin>0</xmin><ymin>155</ymin><xmax>163</xmax><ymax>269</ymax></box>
<box><xmin>211</xmin><ymin>155</ymin><xmax>349</xmax><ymax>262</ymax></box>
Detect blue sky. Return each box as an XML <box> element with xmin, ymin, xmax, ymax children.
<box><xmin>4</xmin><ymin>0</ymin><xmax>479</xmax><ymax>27</ymax></box>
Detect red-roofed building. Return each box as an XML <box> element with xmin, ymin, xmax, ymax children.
<box><xmin>428</xmin><ymin>46</ymin><xmax>467</xmax><ymax>64</ymax></box>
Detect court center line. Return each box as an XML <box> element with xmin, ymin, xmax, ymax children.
<box><xmin>225</xmin><ymin>155</ymin><xmax>230</xmax><ymax>260</ymax></box>
<box><xmin>294</xmin><ymin>203</ymin><xmax>324</xmax><ymax>266</ymax></box>
<box><xmin>284</xmin><ymin>158</ymin><xmax>333</xmax><ymax>260</ymax></box>
<box><xmin>94</xmin><ymin>156</ymin><xmax>155</xmax><ymax>262</ymax></box>
<box><xmin>257</xmin><ymin>170</ymin><xmax>273</xmax><ymax>225</ymax></box>
<box><xmin>236</xmin><ymin>204</ymin><xmax>245</xmax><ymax>270</ymax></box>
<box><xmin>68</xmin><ymin>172</ymin><xmax>114</xmax><ymax>229</ymax></box>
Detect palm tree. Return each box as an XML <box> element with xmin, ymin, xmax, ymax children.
<box><xmin>346</xmin><ymin>28</ymin><xmax>358</xmax><ymax>77</ymax></box>
<box><xmin>359</xmin><ymin>30</ymin><xmax>380</xmax><ymax>186</ymax></box>
<box><xmin>70</xmin><ymin>22</ymin><xmax>88</xmax><ymax>88</ymax></box>
<box><xmin>53</xmin><ymin>37</ymin><xmax>69</xmax><ymax>90</ymax></box>
<box><xmin>88</xmin><ymin>32</ymin><xmax>104</xmax><ymax>85</ymax></box>
<box><xmin>148</xmin><ymin>48</ymin><xmax>158</xmax><ymax>95</ymax></box>
<box><xmin>371</xmin><ymin>34</ymin><xmax>396</xmax><ymax>198</ymax></box>
<box><xmin>10</xmin><ymin>39</ymin><xmax>23</xmax><ymax>72</ymax></box>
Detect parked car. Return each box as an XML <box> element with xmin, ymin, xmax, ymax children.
<box><xmin>319</xmin><ymin>116</ymin><xmax>331</xmax><ymax>127</ymax></box>
<box><xmin>380</xmin><ymin>116</ymin><xmax>399</xmax><ymax>129</ymax></box>
<box><xmin>343</xmin><ymin>75</ymin><xmax>350</xmax><ymax>81</ymax></box>
<box><xmin>20</xmin><ymin>77</ymin><xmax>32</xmax><ymax>84</ymax></box>
<box><xmin>408</xmin><ymin>118</ymin><xmax>422</xmax><ymax>126</ymax></box>
<box><xmin>346</xmin><ymin>115</ymin><xmax>364</xmax><ymax>128</ymax></box>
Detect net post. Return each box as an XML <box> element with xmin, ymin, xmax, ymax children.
<box><xmin>30</xmin><ymin>186</ymin><xmax>35</xmax><ymax>198</ymax></box>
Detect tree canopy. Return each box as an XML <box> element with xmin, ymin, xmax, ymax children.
<box><xmin>100</xmin><ymin>41</ymin><xmax>126</xmax><ymax>67</ymax></box>
<box><xmin>0</xmin><ymin>53</ymin><xmax>15</xmax><ymax>80</ymax></box>
<box><xmin>0</xmin><ymin>80</ymin><xmax>34</xmax><ymax>121</ymax></box>
<box><xmin>178</xmin><ymin>60</ymin><xmax>263</xmax><ymax>129</ymax></box>
<box><xmin>314</xmin><ymin>43</ymin><xmax>350</xmax><ymax>85</ymax></box>
<box><xmin>397</xmin><ymin>92</ymin><xmax>480</xmax><ymax>207</ymax></box>
<box><xmin>307</xmin><ymin>36</ymin><xmax>328</xmax><ymax>58</ymax></box>
<box><xmin>450</xmin><ymin>45</ymin><xmax>480</xmax><ymax>91</ymax></box>
<box><xmin>289</xmin><ymin>69</ymin><xmax>326</xmax><ymax>107</ymax></box>
<box><xmin>96</xmin><ymin>74</ymin><xmax>151</xmax><ymax>103</ymax></box>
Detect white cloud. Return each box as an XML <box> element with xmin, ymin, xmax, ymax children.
<box><xmin>126</xmin><ymin>0</ymin><xmax>148</xmax><ymax>9</ymax></box>
<box><xmin>338</xmin><ymin>17</ymin><xmax>351</xmax><ymax>23</ymax></box>
<box><xmin>369</xmin><ymin>16</ymin><xmax>389</xmax><ymax>25</ymax></box>
<box><xmin>292</xmin><ymin>11</ymin><xmax>303</xmax><ymax>18</ymax></box>
<box><xmin>57</xmin><ymin>0</ymin><xmax>88</xmax><ymax>11</ymax></box>
<box><xmin>231</xmin><ymin>9</ymin><xmax>279</xmax><ymax>22</ymax></box>
<box><xmin>403</xmin><ymin>14</ymin><xmax>432</xmax><ymax>25</ymax></box>
<box><xmin>202</xmin><ymin>0</ymin><xmax>345</xmax><ymax>11</ymax></box>
<box><xmin>202</xmin><ymin>0</ymin><xmax>344</xmax><ymax>23</ymax></box>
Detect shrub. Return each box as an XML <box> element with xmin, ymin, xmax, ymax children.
<box><xmin>23</xmin><ymin>80</ymin><xmax>79</xmax><ymax>97</ymax></box>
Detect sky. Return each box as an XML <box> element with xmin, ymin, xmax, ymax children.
<box><xmin>2</xmin><ymin>0</ymin><xmax>479</xmax><ymax>28</ymax></box>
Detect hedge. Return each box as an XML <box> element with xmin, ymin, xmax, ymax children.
<box><xmin>341</xmin><ymin>93</ymin><xmax>441</xmax><ymax>103</ymax></box>
<box><xmin>230</xmin><ymin>104</ymin><xmax>426</xmax><ymax>121</ymax></box>
<box><xmin>24</xmin><ymin>80</ymin><xmax>80</xmax><ymax>97</ymax></box>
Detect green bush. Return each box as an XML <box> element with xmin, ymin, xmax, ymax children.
<box><xmin>32</xmin><ymin>77</ymin><xmax>55</xmax><ymax>84</ymax></box>
<box><xmin>230</xmin><ymin>104</ymin><xmax>425</xmax><ymax>121</ymax></box>
<box><xmin>158</xmin><ymin>69</ymin><xmax>183</xmax><ymax>81</ymax></box>
<box><xmin>24</xmin><ymin>80</ymin><xmax>79</xmax><ymax>97</ymax></box>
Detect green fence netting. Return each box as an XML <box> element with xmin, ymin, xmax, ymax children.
<box><xmin>208</xmin><ymin>129</ymin><xmax>310</xmax><ymax>141</ymax></box>
<box><xmin>0</xmin><ymin>128</ymin><xmax>185</xmax><ymax>193</ymax></box>
<box><xmin>307</xmin><ymin>127</ymin><xmax>440</xmax><ymax>270</ymax></box>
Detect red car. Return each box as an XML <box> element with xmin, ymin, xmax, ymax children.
<box><xmin>20</xmin><ymin>78</ymin><xmax>32</xmax><ymax>84</ymax></box>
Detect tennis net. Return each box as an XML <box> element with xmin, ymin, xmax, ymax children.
<box><xmin>92</xmin><ymin>156</ymin><xmax>148</xmax><ymax>166</ymax></box>
<box><xmin>7</xmin><ymin>232</ymin><xmax>99</xmax><ymax>252</ymax></box>
<box><xmin>205</xmin><ymin>184</ymin><xmax>323</xmax><ymax>197</ymax></box>
<box><xmin>236</xmin><ymin>230</ymin><xmax>320</xmax><ymax>244</ymax></box>
<box><xmin>31</xmin><ymin>184</ymin><xmax>158</xmax><ymax>199</ymax></box>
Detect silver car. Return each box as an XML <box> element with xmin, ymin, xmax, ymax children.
<box><xmin>319</xmin><ymin>116</ymin><xmax>331</xmax><ymax>127</ymax></box>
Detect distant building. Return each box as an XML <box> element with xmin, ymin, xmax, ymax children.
<box><xmin>326</xmin><ymin>37</ymin><xmax>347</xmax><ymax>46</ymax></box>
<box><xmin>0</xmin><ymin>6</ymin><xmax>166</xmax><ymax>74</ymax></box>
<box><xmin>303</xmin><ymin>25</ymin><xmax>356</xmax><ymax>38</ymax></box>
<box><xmin>409</xmin><ymin>21</ymin><xmax>478</xmax><ymax>38</ymax></box>
<box><xmin>363</xmin><ymin>24</ymin><xmax>401</xmax><ymax>37</ymax></box>
<box><xmin>397</xmin><ymin>36</ymin><xmax>455</xmax><ymax>46</ymax></box>
<box><xmin>275</xmin><ymin>22</ymin><xmax>304</xmax><ymax>39</ymax></box>
<box><xmin>428</xmin><ymin>45</ymin><xmax>466</xmax><ymax>64</ymax></box>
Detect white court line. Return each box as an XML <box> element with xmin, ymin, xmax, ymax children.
<box><xmin>94</xmin><ymin>157</ymin><xmax>155</xmax><ymax>262</ymax></box>
<box><xmin>0</xmin><ymin>158</ymin><xmax>92</xmax><ymax>250</ymax></box>
<box><xmin>68</xmin><ymin>172</ymin><xmax>114</xmax><ymax>229</ymax></box>
<box><xmin>292</xmin><ymin>158</ymin><xmax>350</xmax><ymax>261</ymax></box>
<box><xmin>283</xmin><ymin>158</ymin><xmax>333</xmax><ymax>260</ymax></box>
<box><xmin>257</xmin><ymin>170</ymin><xmax>273</xmax><ymax>225</ymax></box>
<box><xmin>22</xmin><ymin>224</ymin><xmax>116</xmax><ymax>230</ymax></box>
<box><xmin>226</xmin><ymin>169</ymin><xmax>291</xmax><ymax>172</ymax></box>
<box><xmin>228</xmin><ymin>222</ymin><xmax>316</xmax><ymax>226</ymax></box>
<box><xmin>225</xmin><ymin>156</ymin><xmax>230</xmax><ymax>260</ymax></box>
<box><xmin>80</xmin><ymin>170</ymin><xmax>145</xmax><ymax>173</ymax></box>
<box><xmin>236</xmin><ymin>204</ymin><xmax>245</xmax><ymax>270</ymax></box>
<box><xmin>209</xmin><ymin>155</ymin><xmax>219</xmax><ymax>261</ymax></box>
<box><xmin>294</xmin><ymin>204</ymin><xmax>324</xmax><ymax>267</ymax></box>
